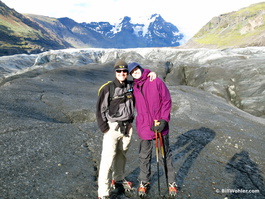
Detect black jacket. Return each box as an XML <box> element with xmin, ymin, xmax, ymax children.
<box><xmin>96</xmin><ymin>78</ymin><xmax>134</xmax><ymax>133</ymax></box>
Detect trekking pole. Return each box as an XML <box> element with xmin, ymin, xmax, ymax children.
<box><xmin>154</xmin><ymin>120</ymin><xmax>161</xmax><ymax>196</ymax></box>
<box><xmin>155</xmin><ymin>120</ymin><xmax>169</xmax><ymax>195</ymax></box>
<box><xmin>158</xmin><ymin>132</ymin><xmax>169</xmax><ymax>187</ymax></box>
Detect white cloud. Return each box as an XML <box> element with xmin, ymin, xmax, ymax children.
<box><xmin>2</xmin><ymin>0</ymin><xmax>263</xmax><ymax>38</ymax></box>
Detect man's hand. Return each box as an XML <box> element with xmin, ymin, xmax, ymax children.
<box><xmin>147</xmin><ymin>72</ymin><xmax>157</xmax><ymax>82</ymax></box>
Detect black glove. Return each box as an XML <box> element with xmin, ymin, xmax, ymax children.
<box><xmin>151</xmin><ymin>119</ymin><xmax>167</xmax><ymax>133</ymax></box>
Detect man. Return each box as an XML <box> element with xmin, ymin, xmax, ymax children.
<box><xmin>96</xmin><ymin>59</ymin><xmax>156</xmax><ymax>199</ymax></box>
<box><xmin>128</xmin><ymin>62</ymin><xmax>178</xmax><ymax>197</ymax></box>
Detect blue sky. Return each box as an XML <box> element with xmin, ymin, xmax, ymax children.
<box><xmin>2</xmin><ymin>0</ymin><xmax>263</xmax><ymax>38</ymax></box>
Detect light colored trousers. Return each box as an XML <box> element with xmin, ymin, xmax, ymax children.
<box><xmin>98</xmin><ymin>121</ymin><xmax>133</xmax><ymax>198</ymax></box>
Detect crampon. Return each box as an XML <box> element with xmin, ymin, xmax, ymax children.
<box><xmin>168</xmin><ymin>182</ymin><xmax>178</xmax><ymax>197</ymax></box>
<box><xmin>137</xmin><ymin>182</ymin><xmax>150</xmax><ymax>197</ymax></box>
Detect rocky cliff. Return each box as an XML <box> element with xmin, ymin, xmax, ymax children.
<box><xmin>183</xmin><ymin>2</ymin><xmax>265</xmax><ymax>49</ymax></box>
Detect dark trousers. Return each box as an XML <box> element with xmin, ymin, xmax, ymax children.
<box><xmin>138</xmin><ymin>133</ymin><xmax>175</xmax><ymax>183</ymax></box>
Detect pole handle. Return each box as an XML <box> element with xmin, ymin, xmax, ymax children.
<box><xmin>154</xmin><ymin>120</ymin><xmax>161</xmax><ymax>195</ymax></box>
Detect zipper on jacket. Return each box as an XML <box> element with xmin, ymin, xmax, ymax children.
<box><xmin>139</xmin><ymin>82</ymin><xmax>154</xmax><ymax>139</ymax></box>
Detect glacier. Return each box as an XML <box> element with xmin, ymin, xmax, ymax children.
<box><xmin>1</xmin><ymin>47</ymin><xmax>265</xmax><ymax>119</ymax></box>
<box><xmin>1</xmin><ymin>47</ymin><xmax>265</xmax><ymax>79</ymax></box>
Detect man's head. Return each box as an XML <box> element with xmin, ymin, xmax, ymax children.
<box><xmin>128</xmin><ymin>62</ymin><xmax>143</xmax><ymax>79</ymax></box>
<box><xmin>114</xmin><ymin>59</ymin><xmax>128</xmax><ymax>83</ymax></box>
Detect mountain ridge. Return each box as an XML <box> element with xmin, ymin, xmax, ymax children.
<box><xmin>1</xmin><ymin>1</ymin><xmax>264</xmax><ymax>55</ymax></box>
<box><xmin>0</xmin><ymin>1</ymin><xmax>71</xmax><ymax>55</ymax></box>
<box><xmin>0</xmin><ymin>1</ymin><xmax>185</xmax><ymax>56</ymax></box>
<box><xmin>183</xmin><ymin>2</ymin><xmax>265</xmax><ymax>48</ymax></box>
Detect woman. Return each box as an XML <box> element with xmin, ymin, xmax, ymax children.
<box><xmin>128</xmin><ymin>62</ymin><xmax>177</xmax><ymax>197</ymax></box>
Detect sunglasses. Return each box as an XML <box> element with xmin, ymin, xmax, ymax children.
<box><xmin>116</xmin><ymin>70</ymin><xmax>128</xmax><ymax>73</ymax></box>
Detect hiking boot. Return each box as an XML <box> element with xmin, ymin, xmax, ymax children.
<box><xmin>168</xmin><ymin>182</ymin><xmax>178</xmax><ymax>197</ymax></box>
<box><xmin>121</xmin><ymin>179</ymin><xmax>133</xmax><ymax>191</ymax></box>
<box><xmin>110</xmin><ymin>179</ymin><xmax>133</xmax><ymax>191</ymax></box>
<box><xmin>137</xmin><ymin>181</ymin><xmax>150</xmax><ymax>197</ymax></box>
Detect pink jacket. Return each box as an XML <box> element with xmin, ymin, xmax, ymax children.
<box><xmin>133</xmin><ymin>69</ymin><xmax>172</xmax><ymax>140</ymax></box>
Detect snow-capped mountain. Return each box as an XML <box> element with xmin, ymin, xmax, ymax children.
<box><xmin>81</xmin><ymin>14</ymin><xmax>185</xmax><ymax>48</ymax></box>
<box><xmin>0</xmin><ymin>0</ymin><xmax>186</xmax><ymax>56</ymax></box>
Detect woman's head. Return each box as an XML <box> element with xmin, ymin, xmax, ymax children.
<box><xmin>128</xmin><ymin>62</ymin><xmax>144</xmax><ymax>79</ymax></box>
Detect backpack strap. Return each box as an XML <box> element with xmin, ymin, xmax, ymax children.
<box><xmin>98</xmin><ymin>81</ymin><xmax>115</xmax><ymax>103</ymax></box>
<box><xmin>98</xmin><ymin>81</ymin><xmax>112</xmax><ymax>96</ymax></box>
<box><xmin>127</xmin><ymin>80</ymin><xmax>134</xmax><ymax>92</ymax></box>
<box><xmin>98</xmin><ymin>80</ymin><xmax>133</xmax><ymax>102</ymax></box>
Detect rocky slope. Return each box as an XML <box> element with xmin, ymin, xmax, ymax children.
<box><xmin>26</xmin><ymin>15</ymin><xmax>107</xmax><ymax>49</ymax></box>
<box><xmin>0</xmin><ymin>1</ymin><xmax>71</xmax><ymax>56</ymax></box>
<box><xmin>0</xmin><ymin>48</ymin><xmax>264</xmax><ymax>198</ymax></box>
<box><xmin>183</xmin><ymin>2</ymin><xmax>265</xmax><ymax>49</ymax></box>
